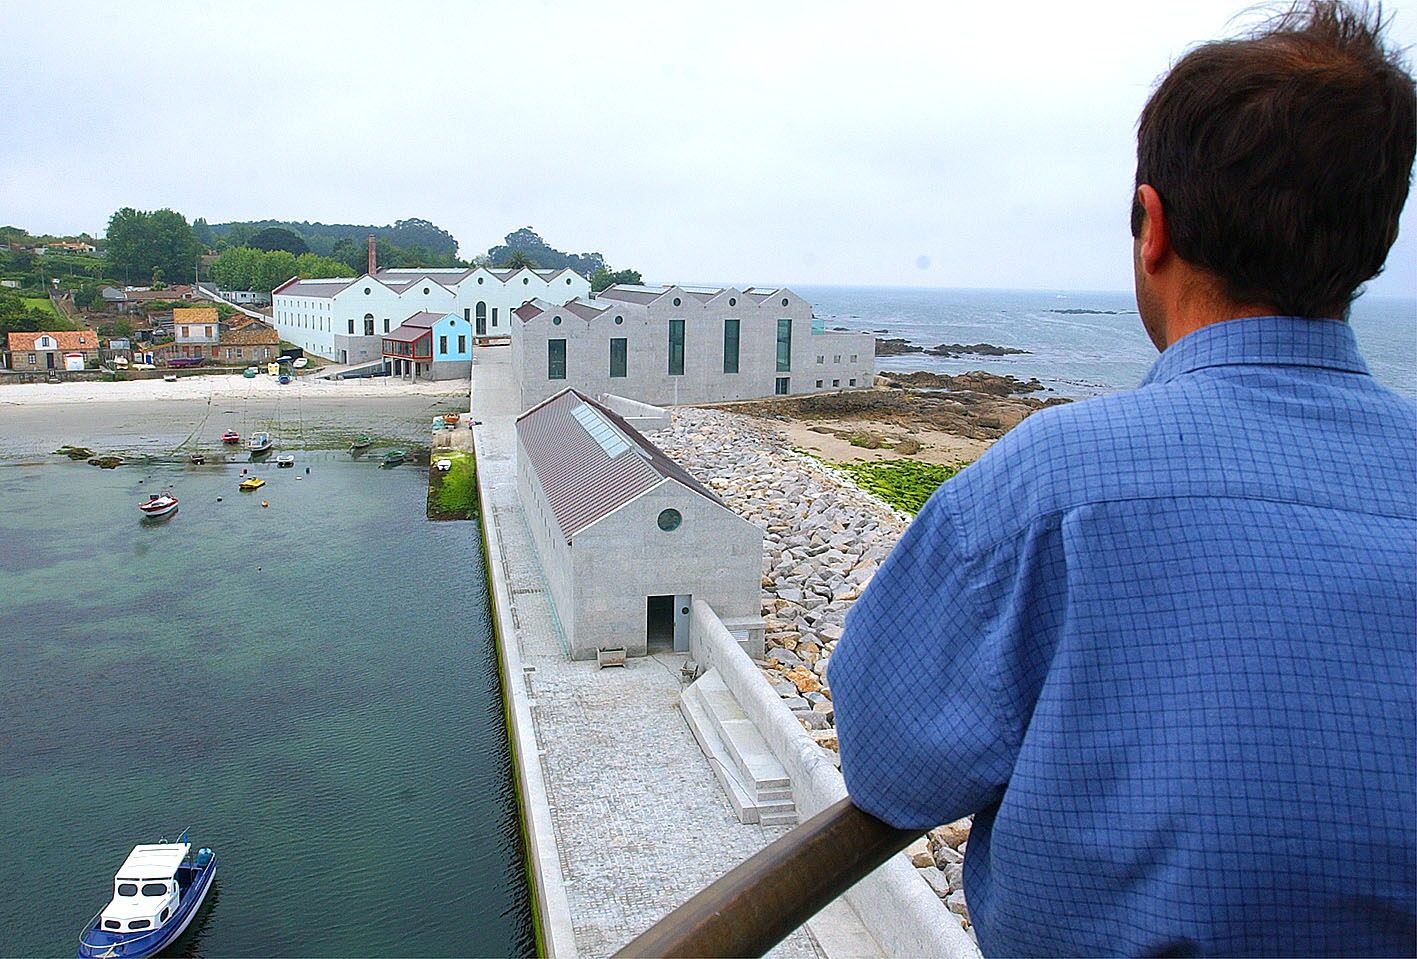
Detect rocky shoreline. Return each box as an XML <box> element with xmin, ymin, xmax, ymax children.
<box><xmin>654</xmin><ymin>406</ymin><xmax>975</xmax><ymax>929</ymax></box>
<box><xmin>875</xmin><ymin>337</ymin><xmax>1029</xmax><ymax>358</ymax></box>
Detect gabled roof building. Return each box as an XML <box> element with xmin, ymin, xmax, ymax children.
<box><xmin>516</xmin><ymin>388</ymin><xmax>765</xmax><ymax>661</ymax></box>
<box><xmin>270</xmin><ymin>241</ymin><xmax>589</xmax><ymax>365</ymax></box>
<box><xmin>511</xmin><ymin>283</ymin><xmax>875</xmax><ymax>409</ymax></box>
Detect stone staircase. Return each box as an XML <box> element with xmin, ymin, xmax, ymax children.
<box><xmin>680</xmin><ymin>668</ymin><xmax>797</xmax><ymax>826</ymax></box>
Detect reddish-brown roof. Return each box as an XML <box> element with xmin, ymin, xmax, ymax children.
<box><xmin>514</xmin><ymin>302</ymin><xmax>543</xmax><ymax>322</ymax></box>
<box><xmin>516</xmin><ymin>389</ymin><xmax>722</xmax><ymax>543</ymax></box>
<box><xmin>221</xmin><ymin>323</ymin><xmax>280</xmax><ymax>347</ymax></box>
<box><xmin>383</xmin><ymin>325</ymin><xmax>431</xmax><ymax>344</ymax></box>
<box><xmin>173</xmin><ymin>307</ymin><xmax>219</xmax><ymax>326</ymax></box>
<box><xmin>8</xmin><ymin>330</ymin><xmax>101</xmax><ymax>352</ymax></box>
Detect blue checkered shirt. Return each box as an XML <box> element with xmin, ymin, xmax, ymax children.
<box><xmin>831</xmin><ymin>316</ymin><xmax>1417</xmax><ymax>957</ymax></box>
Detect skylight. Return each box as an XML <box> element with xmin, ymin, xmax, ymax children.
<box><xmin>571</xmin><ymin>403</ymin><xmax>630</xmax><ymax>458</ymax></box>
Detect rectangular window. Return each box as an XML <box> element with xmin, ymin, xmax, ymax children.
<box><xmin>548</xmin><ymin>338</ymin><xmax>566</xmax><ymax>380</ymax></box>
<box><xmin>850</xmin><ymin>354</ymin><xmax>858</xmax><ymax>363</ymax></box>
<box><xmin>458</xmin><ymin>335</ymin><xmax>466</xmax><ymax>353</ymax></box>
<box><xmin>722</xmin><ymin>318</ymin><xmax>740</xmax><ymax>374</ymax></box>
<box><xmin>464</xmin><ymin>308</ymin><xmax>470</xmax><ymax>323</ymax></box>
<box><xmin>776</xmin><ymin>319</ymin><xmax>792</xmax><ymax>373</ymax></box>
<box><xmin>384</xmin><ymin>318</ymin><xmax>390</xmax><ymax>333</ymax></box>
<box><xmin>833</xmin><ymin>379</ymin><xmax>840</xmax><ymax>387</ymax></box>
<box><xmin>775</xmin><ymin>376</ymin><xmax>790</xmax><ymax>395</ymax></box>
<box><xmin>815</xmin><ymin>379</ymin><xmax>823</xmax><ymax>388</ymax></box>
<box><xmin>348</xmin><ymin>319</ymin><xmax>354</xmax><ymax>334</ymax></box>
<box><xmin>492</xmin><ymin>307</ymin><xmax>499</xmax><ymax>327</ymax></box>
<box><xmin>27</xmin><ymin>353</ymin><xmax>36</xmax><ymax>365</ymax></box>
<box><xmin>610</xmin><ymin>337</ymin><xmax>627</xmax><ymax>378</ymax></box>
<box><xmin>668</xmin><ymin>319</ymin><xmax>685</xmax><ymax>376</ymax></box>
<box><xmin>849</xmin><ymin>378</ymin><xmax>857</xmax><ymax>386</ymax></box>
<box><xmin>834</xmin><ymin>354</ymin><xmax>841</xmax><ymax>363</ymax></box>
<box><xmin>816</xmin><ymin>355</ymin><xmax>824</xmax><ymax>364</ymax></box>
<box><xmin>181</xmin><ymin>326</ymin><xmax>190</xmax><ymax>337</ymax></box>
<box><xmin>440</xmin><ymin>335</ymin><xmax>448</xmax><ymax>354</ymax></box>
<box><xmin>205</xmin><ymin>326</ymin><xmax>213</xmax><ymax>338</ymax></box>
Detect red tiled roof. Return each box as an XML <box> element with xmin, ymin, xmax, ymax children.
<box><xmin>8</xmin><ymin>330</ymin><xmax>101</xmax><ymax>352</ymax></box>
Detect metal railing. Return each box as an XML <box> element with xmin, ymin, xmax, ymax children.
<box><xmin>613</xmin><ymin>796</ymin><xmax>925</xmax><ymax>958</ymax></box>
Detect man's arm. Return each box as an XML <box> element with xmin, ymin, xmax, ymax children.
<box><xmin>829</xmin><ymin>487</ymin><xmax>1057</xmax><ymax>831</ymax></box>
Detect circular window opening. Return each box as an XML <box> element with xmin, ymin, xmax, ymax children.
<box><xmin>477</xmin><ymin>277</ymin><xmax>484</xmax><ymax>285</ymax></box>
<box><xmin>423</xmin><ymin>287</ymin><xmax>430</xmax><ymax>295</ymax></box>
<box><xmin>673</xmin><ymin>297</ymin><xmax>681</xmax><ymax>307</ymax></box>
<box><xmin>782</xmin><ymin>298</ymin><xmax>789</xmax><ymax>307</ymax></box>
<box><xmin>552</xmin><ymin>315</ymin><xmax>562</xmax><ymax>325</ymax></box>
<box><xmin>523</xmin><ymin>278</ymin><xmax>530</xmax><ymax>285</ymax></box>
<box><xmin>614</xmin><ymin>315</ymin><xmax>623</xmax><ymax>325</ymax></box>
<box><xmin>364</xmin><ymin>288</ymin><xmax>371</xmax><ymax>295</ymax></box>
<box><xmin>657</xmin><ymin>508</ymin><xmax>682</xmax><ymax>532</ymax></box>
<box><xmin>728</xmin><ymin>297</ymin><xmax>736</xmax><ymax>306</ymax></box>
<box><xmin>566</xmin><ymin>278</ymin><xmax>572</xmax><ymax>284</ymax></box>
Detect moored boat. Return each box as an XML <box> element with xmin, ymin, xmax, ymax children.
<box><xmin>239</xmin><ymin>476</ymin><xmax>265</xmax><ymax>491</ymax></box>
<box><xmin>221</xmin><ymin>430</ymin><xmax>241</xmax><ymax>445</ymax></box>
<box><xmin>276</xmin><ymin>454</ymin><xmax>295</xmax><ymax>468</ymax></box>
<box><xmin>246</xmin><ymin>432</ymin><xmax>273</xmax><ymax>456</ymax></box>
<box><xmin>76</xmin><ymin>832</ymin><xmax>217</xmax><ymax>959</ymax></box>
<box><xmin>350</xmin><ymin>435</ymin><xmax>372</xmax><ymax>452</ymax></box>
<box><xmin>138</xmin><ymin>493</ymin><xmax>179</xmax><ymax>519</ymax></box>
<box><xmin>189</xmin><ymin>453</ymin><xmax>205</xmax><ymax>465</ymax></box>
<box><xmin>380</xmin><ymin>449</ymin><xmax>407</xmax><ymax>468</ymax></box>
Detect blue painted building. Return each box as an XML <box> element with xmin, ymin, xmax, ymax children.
<box><xmin>382</xmin><ymin>311</ymin><xmax>473</xmax><ymax>380</ymax></box>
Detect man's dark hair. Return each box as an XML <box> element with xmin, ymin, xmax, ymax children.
<box><xmin>1132</xmin><ymin>1</ymin><xmax>1416</xmax><ymax>318</ymax></box>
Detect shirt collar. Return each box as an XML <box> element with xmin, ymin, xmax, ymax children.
<box><xmin>1140</xmin><ymin>315</ymin><xmax>1370</xmax><ymax>388</ymax></box>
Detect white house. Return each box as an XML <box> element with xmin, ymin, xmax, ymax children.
<box><xmin>271</xmin><ymin>249</ymin><xmax>590</xmax><ymax>364</ymax></box>
<box><xmin>517</xmin><ymin>388</ymin><xmax>765</xmax><ymax>661</ymax></box>
<box><xmin>511</xmin><ymin>284</ymin><xmax>876</xmax><ymax>409</ymax></box>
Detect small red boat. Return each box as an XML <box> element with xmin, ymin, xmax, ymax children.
<box><xmin>139</xmin><ymin>493</ymin><xmax>179</xmax><ymax>519</ymax></box>
<box><xmin>221</xmin><ymin>430</ymin><xmax>241</xmax><ymax>445</ymax></box>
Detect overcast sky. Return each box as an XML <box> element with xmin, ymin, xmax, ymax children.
<box><xmin>2</xmin><ymin>0</ymin><xmax>1414</xmax><ymax>295</ymax></box>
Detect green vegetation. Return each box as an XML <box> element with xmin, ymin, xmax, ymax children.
<box><xmin>589</xmin><ymin>267</ymin><xmax>643</xmax><ymax>292</ymax></box>
<box><xmin>211</xmin><ymin>247</ymin><xmax>353</xmax><ymax>292</ymax></box>
<box><xmin>248</xmin><ymin>227</ymin><xmax>309</xmax><ymax>255</ymax></box>
<box><xmin>209</xmin><ymin>217</ymin><xmax>458</xmax><ymax>259</ymax></box>
<box><xmin>106</xmin><ymin>207</ymin><xmax>203</xmax><ymax>286</ymax></box>
<box><xmin>22</xmin><ymin>297</ymin><xmax>57</xmax><ymax>317</ymax></box>
<box><xmin>835</xmin><ymin>458</ymin><xmax>966</xmax><ymax>514</ymax></box>
<box><xmin>430</xmin><ymin>450</ymin><xmax>479</xmax><ymax>520</ymax></box>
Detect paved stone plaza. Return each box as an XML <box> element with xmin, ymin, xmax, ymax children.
<box><xmin>471</xmin><ymin>346</ymin><xmax>842</xmax><ymax>958</ymax></box>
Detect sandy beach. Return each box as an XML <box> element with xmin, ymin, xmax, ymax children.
<box><xmin>0</xmin><ymin>374</ymin><xmax>470</xmax><ymax>463</ymax></box>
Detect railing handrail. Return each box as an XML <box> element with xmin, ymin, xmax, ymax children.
<box><xmin>613</xmin><ymin>796</ymin><xmax>925</xmax><ymax>958</ymax></box>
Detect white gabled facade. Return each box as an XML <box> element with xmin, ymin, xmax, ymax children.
<box><xmin>271</xmin><ymin>266</ymin><xmax>590</xmax><ymax>363</ymax></box>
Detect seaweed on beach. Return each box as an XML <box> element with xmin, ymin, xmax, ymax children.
<box><xmin>835</xmin><ymin>458</ymin><xmax>964</xmax><ymax>514</ymax></box>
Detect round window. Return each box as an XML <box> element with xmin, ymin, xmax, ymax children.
<box><xmin>673</xmin><ymin>297</ymin><xmax>681</xmax><ymax>306</ymax></box>
<box><xmin>657</xmin><ymin>508</ymin><xmax>682</xmax><ymax>532</ymax></box>
<box><xmin>728</xmin><ymin>297</ymin><xmax>736</xmax><ymax>306</ymax></box>
<box><xmin>523</xmin><ymin>278</ymin><xmax>530</xmax><ymax>285</ymax></box>
<box><xmin>364</xmin><ymin>288</ymin><xmax>371</xmax><ymax>295</ymax></box>
<box><xmin>566</xmin><ymin>277</ymin><xmax>572</xmax><ymax>284</ymax></box>
<box><xmin>782</xmin><ymin>298</ymin><xmax>789</xmax><ymax>306</ymax></box>
<box><xmin>553</xmin><ymin>315</ymin><xmax>562</xmax><ymax>325</ymax></box>
<box><xmin>614</xmin><ymin>315</ymin><xmax>623</xmax><ymax>325</ymax></box>
<box><xmin>477</xmin><ymin>277</ymin><xmax>484</xmax><ymax>284</ymax></box>
<box><xmin>423</xmin><ymin>287</ymin><xmax>430</xmax><ymax>295</ymax></box>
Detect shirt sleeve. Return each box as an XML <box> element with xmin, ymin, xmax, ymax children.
<box><xmin>829</xmin><ymin>486</ymin><xmax>1060</xmax><ymax>831</ymax></box>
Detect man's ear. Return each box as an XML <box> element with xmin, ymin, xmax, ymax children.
<box><xmin>1136</xmin><ymin>185</ymin><xmax>1169</xmax><ymax>275</ymax></box>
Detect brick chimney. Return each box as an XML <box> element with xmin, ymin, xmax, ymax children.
<box><xmin>367</xmin><ymin>234</ymin><xmax>377</xmax><ymax>276</ymax></box>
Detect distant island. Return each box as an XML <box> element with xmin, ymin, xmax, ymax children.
<box><xmin>1047</xmin><ymin>308</ymin><xmax>1137</xmax><ymax>315</ymax></box>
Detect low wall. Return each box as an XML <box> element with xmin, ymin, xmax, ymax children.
<box><xmin>597</xmin><ymin>393</ymin><xmax>671</xmax><ymax>432</ymax></box>
<box><xmin>688</xmin><ymin>600</ymin><xmax>980</xmax><ymax>959</ymax></box>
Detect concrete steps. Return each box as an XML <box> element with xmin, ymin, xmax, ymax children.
<box><xmin>681</xmin><ymin>668</ymin><xmax>797</xmax><ymax>826</ymax></box>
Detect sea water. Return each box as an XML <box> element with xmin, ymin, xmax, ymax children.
<box><xmin>0</xmin><ymin>459</ymin><xmax>534</xmax><ymax>957</ymax></box>
<box><xmin>796</xmin><ymin>286</ymin><xmax>1416</xmax><ymax>399</ymax></box>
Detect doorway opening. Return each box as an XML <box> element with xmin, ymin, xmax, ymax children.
<box><xmin>646</xmin><ymin>595</ymin><xmax>674</xmax><ymax>651</ymax></box>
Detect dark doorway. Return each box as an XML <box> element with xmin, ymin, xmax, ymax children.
<box><xmin>45</xmin><ymin>352</ymin><xmax>55</xmax><ymax>370</ymax></box>
<box><xmin>646</xmin><ymin>595</ymin><xmax>675</xmax><ymax>651</ymax></box>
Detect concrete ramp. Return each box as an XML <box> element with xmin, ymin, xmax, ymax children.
<box><xmin>680</xmin><ymin>668</ymin><xmax>798</xmax><ymax>826</ymax></box>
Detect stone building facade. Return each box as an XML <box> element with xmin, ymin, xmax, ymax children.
<box><xmin>517</xmin><ymin>388</ymin><xmax>765</xmax><ymax>661</ymax></box>
<box><xmin>510</xmin><ymin>284</ymin><xmax>875</xmax><ymax>410</ymax></box>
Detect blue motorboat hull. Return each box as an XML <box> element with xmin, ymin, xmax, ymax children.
<box><xmin>77</xmin><ymin>855</ymin><xmax>217</xmax><ymax>958</ymax></box>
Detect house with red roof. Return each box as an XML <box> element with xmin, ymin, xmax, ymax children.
<box><xmin>5</xmin><ymin>330</ymin><xmax>102</xmax><ymax>371</ymax></box>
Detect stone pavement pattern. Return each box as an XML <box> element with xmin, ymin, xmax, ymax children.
<box><xmin>472</xmin><ymin>347</ymin><xmax>825</xmax><ymax>958</ymax></box>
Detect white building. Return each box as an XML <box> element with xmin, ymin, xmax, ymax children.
<box><xmin>511</xmin><ymin>284</ymin><xmax>875</xmax><ymax>410</ymax></box>
<box><xmin>271</xmin><ymin>261</ymin><xmax>590</xmax><ymax>364</ymax></box>
<box><xmin>517</xmin><ymin>388</ymin><xmax>765</xmax><ymax>661</ymax></box>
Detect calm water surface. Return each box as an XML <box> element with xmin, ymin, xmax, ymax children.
<box><xmin>795</xmin><ymin>285</ymin><xmax>1416</xmax><ymax>398</ymax></box>
<box><xmin>0</xmin><ymin>458</ymin><xmax>534</xmax><ymax>957</ymax></box>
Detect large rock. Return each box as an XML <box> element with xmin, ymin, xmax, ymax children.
<box><xmin>917</xmin><ymin>866</ymin><xmax>951</xmax><ymax>900</ymax></box>
<box><xmin>905</xmin><ymin>836</ymin><xmax>934</xmax><ymax>869</ymax></box>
